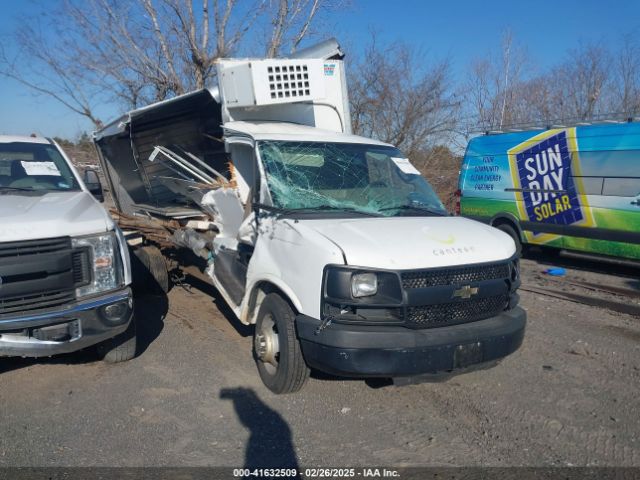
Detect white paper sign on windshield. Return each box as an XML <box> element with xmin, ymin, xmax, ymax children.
<box><xmin>391</xmin><ymin>157</ymin><xmax>420</xmax><ymax>175</ymax></box>
<box><xmin>21</xmin><ymin>161</ymin><xmax>61</xmax><ymax>176</ymax></box>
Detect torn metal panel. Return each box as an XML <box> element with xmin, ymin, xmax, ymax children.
<box><xmin>202</xmin><ymin>188</ymin><xmax>245</xmax><ymax>250</ymax></box>
<box><xmin>94</xmin><ymin>88</ymin><xmax>226</xmax><ymax>217</ymax></box>
<box><xmin>289</xmin><ymin>37</ymin><xmax>344</xmax><ymax>60</ymax></box>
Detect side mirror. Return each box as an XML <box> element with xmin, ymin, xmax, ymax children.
<box><xmin>83</xmin><ymin>169</ymin><xmax>104</xmax><ymax>202</ymax></box>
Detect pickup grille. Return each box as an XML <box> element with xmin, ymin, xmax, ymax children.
<box><xmin>401</xmin><ymin>262</ymin><xmax>511</xmax><ymax>289</ymax></box>
<box><xmin>0</xmin><ymin>237</ymin><xmax>89</xmax><ymax>319</ymax></box>
<box><xmin>0</xmin><ymin>290</ymin><xmax>76</xmax><ymax>317</ymax></box>
<box><xmin>405</xmin><ymin>294</ymin><xmax>509</xmax><ymax>329</ymax></box>
<box><xmin>0</xmin><ymin>237</ymin><xmax>71</xmax><ymax>259</ymax></box>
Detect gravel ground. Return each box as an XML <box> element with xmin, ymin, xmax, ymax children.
<box><xmin>0</xmin><ymin>251</ymin><xmax>638</xmax><ymax>467</ymax></box>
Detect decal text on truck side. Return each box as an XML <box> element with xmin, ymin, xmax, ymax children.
<box><xmin>507</xmin><ymin>128</ymin><xmax>594</xmax><ymax>243</ymax></box>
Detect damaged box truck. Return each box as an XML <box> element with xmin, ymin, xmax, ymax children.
<box><xmin>93</xmin><ymin>39</ymin><xmax>526</xmax><ymax>393</ymax></box>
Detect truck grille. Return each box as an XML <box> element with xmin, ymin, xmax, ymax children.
<box><xmin>0</xmin><ymin>290</ymin><xmax>76</xmax><ymax>316</ymax></box>
<box><xmin>0</xmin><ymin>237</ymin><xmax>89</xmax><ymax>319</ymax></box>
<box><xmin>0</xmin><ymin>237</ymin><xmax>71</xmax><ymax>258</ymax></box>
<box><xmin>405</xmin><ymin>294</ymin><xmax>509</xmax><ymax>329</ymax></box>
<box><xmin>401</xmin><ymin>262</ymin><xmax>511</xmax><ymax>289</ymax></box>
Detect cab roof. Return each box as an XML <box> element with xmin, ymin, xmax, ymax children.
<box><xmin>223</xmin><ymin>121</ymin><xmax>393</xmax><ymax>146</ymax></box>
<box><xmin>0</xmin><ymin>135</ymin><xmax>50</xmax><ymax>144</ymax></box>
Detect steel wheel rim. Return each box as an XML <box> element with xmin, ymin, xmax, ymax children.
<box><xmin>255</xmin><ymin>314</ymin><xmax>280</xmax><ymax>375</ymax></box>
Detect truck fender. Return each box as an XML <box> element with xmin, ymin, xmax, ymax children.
<box><xmin>241</xmin><ymin>276</ymin><xmax>303</xmax><ymax>325</ymax></box>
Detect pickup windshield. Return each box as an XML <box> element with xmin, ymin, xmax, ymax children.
<box><xmin>0</xmin><ymin>142</ymin><xmax>80</xmax><ymax>193</ymax></box>
<box><xmin>258</xmin><ymin>141</ymin><xmax>447</xmax><ymax>216</ymax></box>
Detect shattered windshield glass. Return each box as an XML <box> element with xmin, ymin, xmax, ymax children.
<box><xmin>257</xmin><ymin>141</ymin><xmax>447</xmax><ymax>216</ymax></box>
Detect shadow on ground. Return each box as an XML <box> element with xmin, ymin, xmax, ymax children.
<box><xmin>220</xmin><ymin>387</ymin><xmax>299</xmax><ymax>470</ymax></box>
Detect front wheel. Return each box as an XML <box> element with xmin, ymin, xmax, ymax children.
<box><xmin>254</xmin><ymin>294</ymin><xmax>310</xmax><ymax>394</ymax></box>
<box><xmin>96</xmin><ymin>316</ymin><xmax>137</xmax><ymax>363</ymax></box>
<box><xmin>131</xmin><ymin>245</ymin><xmax>169</xmax><ymax>295</ymax></box>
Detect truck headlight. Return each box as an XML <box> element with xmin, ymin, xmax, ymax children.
<box><xmin>351</xmin><ymin>272</ymin><xmax>378</xmax><ymax>298</ymax></box>
<box><xmin>72</xmin><ymin>232</ymin><xmax>123</xmax><ymax>297</ymax></box>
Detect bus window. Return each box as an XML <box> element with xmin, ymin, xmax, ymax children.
<box><xmin>602</xmin><ymin>178</ymin><xmax>640</xmax><ymax>197</ymax></box>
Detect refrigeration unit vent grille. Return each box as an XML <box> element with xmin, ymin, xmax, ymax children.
<box><xmin>267</xmin><ymin>63</ymin><xmax>311</xmax><ymax>100</ymax></box>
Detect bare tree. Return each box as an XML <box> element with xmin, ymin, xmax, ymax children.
<box><xmin>466</xmin><ymin>30</ymin><xmax>528</xmax><ymax>131</ymax></box>
<box><xmin>549</xmin><ymin>43</ymin><xmax>611</xmax><ymax>120</ymax></box>
<box><xmin>349</xmin><ymin>39</ymin><xmax>460</xmax><ymax>158</ymax></box>
<box><xmin>465</xmin><ymin>33</ymin><xmax>628</xmax><ymax>130</ymax></box>
<box><xmin>0</xmin><ymin>0</ymin><xmax>338</xmax><ymax>128</ymax></box>
<box><xmin>611</xmin><ymin>32</ymin><xmax>640</xmax><ymax>115</ymax></box>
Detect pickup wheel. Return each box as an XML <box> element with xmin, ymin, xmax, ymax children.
<box><xmin>254</xmin><ymin>294</ymin><xmax>310</xmax><ymax>394</ymax></box>
<box><xmin>131</xmin><ymin>245</ymin><xmax>169</xmax><ymax>295</ymax></box>
<box><xmin>96</xmin><ymin>315</ymin><xmax>137</xmax><ymax>363</ymax></box>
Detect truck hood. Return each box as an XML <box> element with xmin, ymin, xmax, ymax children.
<box><xmin>300</xmin><ymin>216</ymin><xmax>516</xmax><ymax>269</ymax></box>
<box><xmin>0</xmin><ymin>191</ymin><xmax>113</xmax><ymax>242</ymax></box>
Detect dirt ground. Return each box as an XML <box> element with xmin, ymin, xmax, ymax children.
<box><xmin>0</xmin><ymin>250</ymin><xmax>638</xmax><ymax>468</ymax></box>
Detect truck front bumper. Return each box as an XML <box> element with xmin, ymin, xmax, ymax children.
<box><xmin>296</xmin><ymin>306</ymin><xmax>526</xmax><ymax>378</ymax></box>
<box><xmin>0</xmin><ymin>288</ymin><xmax>133</xmax><ymax>358</ymax></box>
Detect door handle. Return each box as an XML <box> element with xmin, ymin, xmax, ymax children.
<box><xmin>631</xmin><ymin>200</ymin><xmax>639</xmax><ymax>206</ymax></box>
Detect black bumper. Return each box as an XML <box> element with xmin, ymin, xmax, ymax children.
<box><xmin>296</xmin><ymin>306</ymin><xmax>526</xmax><ymax>377</ymax></box>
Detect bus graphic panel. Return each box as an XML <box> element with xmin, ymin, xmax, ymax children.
<box><xmin>507</xmin><ymin>128</ymin><xmax>594</xmax><ymax>243</ymax></box>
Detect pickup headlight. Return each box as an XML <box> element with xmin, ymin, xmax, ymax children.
<box><xmin>72</xmin><ymin>232</ymin><xmax>123</xmax><ymax>297</ymax></box>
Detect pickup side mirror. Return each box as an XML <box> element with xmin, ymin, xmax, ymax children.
<box><xmin>83</xmin><ymin>169</ymin><xmax>104</xmax><ymax>202</ymax></box>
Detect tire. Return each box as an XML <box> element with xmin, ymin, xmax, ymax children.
<box><xmin>96</xmin><ymin>316</ymin><xmax>137</xmax><ymax>363</ymax></box>
<box><xmin>253</xmin><ymin>294</ymin><xmax>310</xmax><ymax>394</ymax></box>
<box><xmin>495</xmin><ymin>223</ymin><xmax>522</xmax><ymax>256</ymax></box>
<box><xmin>131</xmin><ymin>245</ymin><xmax>169</xmax><ymax>295</ymax></box>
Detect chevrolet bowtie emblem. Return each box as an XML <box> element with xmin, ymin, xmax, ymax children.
<box><xmin>452</xmin><ymin>285</ymin><xmax>478</xmax><ymax>299</ymax></box>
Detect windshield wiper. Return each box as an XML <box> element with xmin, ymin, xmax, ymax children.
<box><xmin>378</xmin><ymin>204</ymin><xmax>447</xmax><ymax>216</ymax></box>
<box><xmin>0</xmin><ymin>186</ymin><xmax>36</xmax><ymax>192</ymax></box>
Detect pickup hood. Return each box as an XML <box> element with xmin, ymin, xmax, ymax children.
<box><xmin>300</xmin><ymin>216</ymin><xmax>516</xmax><ymax>269</ymax></box>
<box><xmin>0</xmin><ymin>191</ymin><xmax>113</xmax><ymax>242</ymax></box>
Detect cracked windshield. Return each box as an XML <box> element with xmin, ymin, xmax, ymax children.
<box><xmin>258</xmin><ymin>141</ymin><xmax>447</xmax><ymax>216</ymax></box>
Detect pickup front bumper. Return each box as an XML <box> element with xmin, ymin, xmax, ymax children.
<box><xmin>0</xmin><ymin>288</ymin><xmax>132</xmax><ymax>357</ymax></box>
<box><xmin>296</xmin><ymin>306</ymin><xmax>526</xmax><ymax>378</ymax></box>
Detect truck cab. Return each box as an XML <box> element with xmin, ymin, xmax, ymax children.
<box><xmin>211</xmin><ymin>122</ymin><xmax>525</xmax><ymax>393</ymax></box>
<box><xmin>0</xmin><ymin>135</ymin><xmax>135</xmax><ymax>362</ymax></box>
<box><xmin>93</xmin><ymin>39</ymin><xmax>526</xmax><ymax>392</ymax></box>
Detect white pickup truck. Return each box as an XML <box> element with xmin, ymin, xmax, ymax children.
<box><xmin>0</xmin><ymin>135</ymin><xmax>135</xmax><ymax>362</ymax></box>
<box><xmin>94</xmin><ymin>39</ymin><xmax>526</xmax><ymax>393</ymax></box>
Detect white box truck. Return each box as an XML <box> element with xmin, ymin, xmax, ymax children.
<box><xmin>0</xmin><ymin>135</ymin><xmax>135</xmax><ymax>362</ymax></box>
<box><xmin>93</xmin><ymin>39</ymin><xmax>526</xmax><ymax>393</ymax></box>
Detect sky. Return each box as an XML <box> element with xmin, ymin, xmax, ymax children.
<box><xmin>0</xmin><ymin>0</ymin><xmax>639</xmax><ymax>140</ymax></box>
